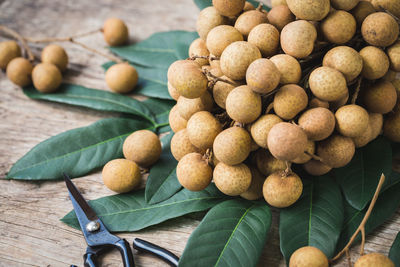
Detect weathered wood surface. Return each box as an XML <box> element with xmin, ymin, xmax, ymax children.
<box><xmin>0</xmin><ymin>0</ymin><xmax>399</xmax><ymax>266</ymax></box>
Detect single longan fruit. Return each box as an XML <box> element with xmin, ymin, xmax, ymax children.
<box><xmin>189</xmin><ymin>38</ymin><xmax>210</xmax><ymax>66</ymax></box>
<box><xmin>243</xmin><ymin>1</ymin><xmax>255</xmax><ymax>11</ymax></box>
<box><xmin>353</xmin><ymin>122</ymin><xmax>372</xmax><ymax>148</ymax></box>
<box><xmin>289</xmin><ymin>246</ymin><xmax>329</xmax><ymax>267</ymax></box>
<box><xmin>387</xmin><ymin>41</ymin><xmax>400</xmax><ymax>72</ymax></box>
<box><xmin>41</xmin><ymin>44</ymin><xmax>68</xmax><ymax>72</ymax></box>
<box><xmin>32</xmin><ymin>63</ymin><xmax>62</xmax><ymax>93</ymax></box>
<box><xmin>354</xmin><ymin>253</ymin><xmax>395</xmax><ymax>267</ymax></box>
<box><xmin>196</xmin><ymin>7</ymin><xmax>230</xmax><ymax>40</ymax></box>
<box><xmin>213</xmin><ymin>76</ymin><xmax>241</xmax><ymax>109</ymax></box>
<box><xmin>270</xmin><ymin>54</ymin><xmax>302</xmax><ymax>84</ymax></box>
<box><xmin>169</xmin><ymin>105</ymin><xmax>187</xmax><ymax>132</ymax></box>
<box><xmin>274</xmin><ymin>84</ymin><xmax>308</xmax><ymax>120</ymax></box>
<box><xmin>309</xmin><ymin>98</ymin><xmax>329</xmax><ymax>109</ymax></box>
<box><xmin>255</xmin><ymin>149</ymin><xmax>287</xmax><ymax>176</ymax></box>
<box><xmin>299</xmin><ymin>107</ymin><xmax>336</xmax><ymax>141</ymax></box>
<box><xmin>103</xmin><ymin>18</ymin><xmax>129</xmax><ymax>46</ymax></box>
<box><xmin>167</xmin><ymin>82</ymin><xmax>180</xmax><ymax>100</ymax></box>
<box><xmin>335</xmin><ymin>104</ymin><xmax>369</xmax><ymax>138</ymax></box>
<box><xmin>246</xmin><ymin>58</ymin><xmax>281</xmax><ymax>94</ymax></box>
<box><xmin>272</xmin><ymin>0</ymin><xmax>287</xmax><ymax>7</ymax></box>
<box><xmin>303</xmin><ymin>159</ymin><xmax>332</xmax><ymax>176</ymax></box>
<box><xmin>220</xmin><ymin>41</ymin><xmax>261</xmax><ymax>80</ymax></box>
<box><xmin>268</xmin><ymin>122</ymin><xmax>308</xmax><ymax>161</ymax></box>
<box><xmin>234</xmin><ymin>10</ymin><xmax>269</xmax><ymax>39</ymax></box>
<box><xmin>323</xmin><ymin>46</ymin><xmax>363</xmax><ymax>83</ymax></box>
<box><xmin>123</xmin><ymin>130</ymin><xmax>162</xmax><ymax>167</ymax></box>
<box><xmin>177</xmin><ymin>153</ymin><xmax>212</xmax><ymax>191</ymax></box>
<box><xmin>186</xmin><ymin>111</ymin><xmax>222</xmax><ymax>150</ymax></box>
<box><xmin>102</xmin><ymin>159</ymin><xmax>141</xmax><ymax>193</ymax></box>
<box><xmin>352</xmin><ymin>1</ymin><xmax>376</xmax><ymax>25</ymax></box>
<box><xmin>362</xmin><ymin>12</ymin><xmax>399</xmax><ymax>47</ymax></box>
<box><xmin>0</xmin><ymin>40</ymin><xmax>21</xmax><ymax>69</ymax></box>
<box><xmin>317</xmin><ymin>134</ymin><xmax>355</xmax><ymax>168</ymax></box>
<box><xmin>383</xmin><ymin>112</ymin><xmax>400</xmax><ymax>142</ymax></box>
<box><xmin>248</xmin><ymin>24</ymin><xmax>280</xmax><ymax>57</ymax></box>
<box><xmin>361</xmin><ymin>81</ymin><xmax>397</xmax><ymax>114</ymax></box>
<box><xmin>369</xmin><ymin>113</ymin><xmax>384</xmax><ymax>140</ymax></box>
<box><xmin>309</xmin><ymin>66</ymin><xmax>348</xmax><ymax>102</ymax></box>
<box><xmin>292</xmin><ymin>140</ymin><xmax>315</xmax><ymax>164</ymax></box>
<box><xmin>331</xmin><ymin>0</ymin><xmax>360</xmax><ymax>10</ymax></box>
<box><xmin>6</xmin><ymin>57</ymin><xmax>33</xmax><ymax>87</ymax></box>
<box><xmin>359</xmin><ymin>46</ymin><xmax>389</xmax><ymax>80</ymax></box>
<box><xmin>213</xmin><ymin>126</ymin><xmax>251</xmax><ymax>165</ymax></box>
<box><xmin>267</xmin><ymin>5</ymin><xmax>295</xmax><ymax>31</ymax></box>
<box><xmin>171</xmin><ymin>129</ymin><xmax>201</xmax><ymax>161</ymax></box>
<box><xmin>206</xmin><ymin>25</ymin><xmax>243</xmax><ymax>57</ymax></box>
<box><xmin>105</xmin><ymin>63</ymin><xmax>138</xmax><ymax>93</ymax></box>
<box><xmin>226</xmin><ymin>85</ymin><xmax>262</xmax><ymax>123</ymax></box>
<box><xmin>212</xmin><ymin>0</ymin><xmax>246</xmax><ymax>17</ymax></box>
<box><xmin>286</xmin><ymin>0</ymin><xmax>330</xmax><ymax>21</ymax></box>
<box><xmin>176</xmin><ymin>91</ymin><xmax>214</xmax><ymax>120</ymax></box>
<box><xmin>214</xmin><ymin>162</ymin><xmax>252</xmax><ymax>196</ymax></box>
<box><xmin>251</xmin><ymin>114</ymin><xmax>283</xmax><ymax>149</ymax></box>
<box><xmin>263</xmin><ymin>171</ymin><xmax>303</xmax><ymax>208</ymax></box>
<box><xmin>240</xmin><ymin>167</ymin><xmax>265</xmax><ymax>200</ymax></box>
<box><xmin>280</xmin><ymin>20</ymin><xmax>317</xmax><ymax>59</ymax></box>
<box><xmin>321</xmin><ymin>10</ymin><xmax>356</xmax><ymax>44</ymax></box>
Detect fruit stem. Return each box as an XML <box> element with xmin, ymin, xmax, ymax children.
<box><xmin>69</xmin><ymin>39</ymin><xmax>123</xmax><ymax>63</ymax></box>
<box><xmin>24</xmin><ymin>28</ymin><xmax>102</xmax><ymax>43</ymax></box>
<box><xmin>265</xmin><ymin>102</ymin><xmax>274</xmax><ymax>114</ymax></box>
<box><xmin>304</xmin><ymin>151</ymin><xmax>325</xmax><ymax>163</ymax></box>
<box><xmin>350</xmin><ymin>77</ymin><xmax>362</xmax><ymax>104</ymax></box>
<box><xmin>0</xmin><ymin>25</ymin><xmax>35</xmax><ymax>62</ymax></box>
<box><xmin>284</xmin><ymin>161</ymin><xmax>292</xmax><ymax>176</ymax></box>
<box><xmin>256</xmin><ymin>3</ymin><xmax>263</xmax><ymax>11</ymax></box>
<box><xmin>188</xmin><ymin>55</ymin><xmax>219</xmax><ymax>61</ymax></box>
<box><xmin>203</xmin><ymin>69</ymin><xmax>236</xmax><ymax>86</ymax></box>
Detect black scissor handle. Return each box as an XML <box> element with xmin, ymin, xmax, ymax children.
<box><xmin>115</xmin><ymin>238</ymin><xmax>135</xmax><ymax>267</ymax></box>
<box><xmin>83</xmin><ymin>252</ymin><xmax>98</xmax><ymax>267</ymax></box>
<box><xmin>133</xmin><ymin>238</ymin><xmax>179</xmax><ymax>267</ymax></box>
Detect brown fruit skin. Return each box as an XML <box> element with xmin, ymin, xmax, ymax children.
<box><xmin>263</xmin><ymin>171</ymin><xmax>303</xmax><ymax>208</ymax></box>
<box><xmin>243</xmin><ymin>1</ymin><xmax>255</xmax><ymax>11</ymax></box>
<box><xmin>352</xmin><ymin>1</ymin><xmax>376</xmax><ymax>25</ymax></box>
<box><xmin>309</xmin><ymin>66</ymin><xmax>348</xmax><ymax>102</ymax></box>
<box><xmin>280</xmin><ymin>20</ymin><xmax>317</xmax><ymax>59</ymax></box>
<box><xmin>103</xmin><ymin>18</ymin><xmax>129</xmax><ymax>46</ymax></box>
<box><xmin>206</xmin><ymin>25</ymin><xmax>243</xmax><ymax>57</ymax></box>
<box><xmin>171</xmin><ymin>129</ymin><xmax>201</xmax><ymax>161</ymax></box>
<box><xmin>267</xmin><ymin>5</ymin><xmax>295</xmax><ymax>31</ymax></box>
<box><xmin>0</xmin><ymin>40</ymin><xmax>21</xmax><ymax>70</ymax></box>
<box><xmin>292</xmin><ymin>140</ymin><xmax>315</xmax><ymax>164</ymax></box>
<box><xmin>189</xmin><ymin>38</ymin><xmax>210</xmax><ymax>66</ymax></box>
<box><xmin>186</xmin><ymin>111</ymin><xmax>222</xmax><ymax>150</ymax></box>
<box><xmin>213</xmin><ymin>162</ymin><xmax>252</xmax><ymax>196</ymax></box>
<box><xmin>383</xmin><ymin>70</ymin><xmax>397</xmax><ymax>82</ymax></box>
<box><xmin>248</xmin><ymin>24</ymin><xmax>280</xmax><ymax>58</ymax></box>
<box><xmin>167</xmin><ymin>82</ymin><xmax>180</xmax><ymax>100</ymax></box>
<box><xmin>226</xmin><ymin>85</ymin><xmax>262</xmax><ymax>124</ymax></box>
<box><xmin>387</xmin><ymin>41</ymin><xmax>400</xmax><ymax>72</ymax></box>
<box><xmin>213</xmin><ymin>76</ymin><xmax>240</xmax><ymax>109</ymax></box>
<box><xmin>335</xmin><ymin>104</ymin><xmax>369</xmax><ymax>138</ymax></box>
<box><xmin>321</xmin><ymin>10</ymin><xmax>356</xmax><ymax>44</ymax></box>
<box><xmin>289</xmin><ymin>246</ymin><xmax>329</xmax><ymax>267</ymax></box>
<box><xmin>331</xmin><ymin>0</ymin><xmax>360</xmax><ymax>11</ymax></box>
<box><xmin>369</xmin><ymin>113</ymin><xmax>383</xmax><ymax>140</ymax></box>
<box><xmin>246</xmin><ymin>58</ymin><xmax>281</xmax><ymax>94</ymax></box>
<box><xmin>354</xmin><ymin>253</ymin><xmax>395</xmax><ymax>267</ymax></box>
<box><xmin>251</xmin><ymin>114</ymin><xmax>283</xmax><ymax>149</ymax></box>
<box><xmin>123</xmin><ymin>130</ymin><xmax>162</xmax><ymax>167</ymax></box>
<box><xmin>270</xmin><ymin>54</ymin><xmax>301</xmax><ymax>84</ymax></box>
<box><xmin>196</xmin><ymin>7</ymin><xmax>230</xmax><ymax>40</ymax></box>
<box><xmin>105</xmin><ymin>63</ymin><xmax>138</xmax><ymax>93</ymax></box>
<box><xmin>240</xmin><ymin>167</ymin><xmax>265</xmax><ymax>200</ymax></box>
<box><xmin>177</xmin><ymin>91</ymin><xmax>214</xmax><ymax>120</ymax></box>
<box><xmin>330</xmin><ymin>91</ymin><xmax>349</xmax><ymax>111</ymax></box>
<box><xmin>255</xmin><ymin>149</ymin><xmax>287</xmax><ymax>176</ymax></box>
<box><xmin>213</xmin><ymin>127</ymin><xmax>251</xmax><ymax>165</ymax></box>
<box><xmin>353</xmin><ymin>122</ymin><xmax>372</xmax><ymax>147</ymax></box>
<box><xmin>303</xmin><ymin>159</ymin><xmax>332</xmax><ymax>176</ymax></box>
<box><xmin>359</xmin><ymin>46</ymin><xmax>389</xmax><ymax>80</ymax></box>
<box><xmin>102</xmin><ymin>159</ymin><xmax>141</xmax><ymax>193</ymax></box>
<box><xmin>362</xmin><ymin>12</ymin><xmax>399</xmax><ymax>47</ymax></box>
<box><xmin>220</xmin><ymin>41</ymin><xmax>261</xmax><ymax>80</ymax></box>
<box><xmin>383</xmin><ymin>112</ymin><xmax>400</xmax><ymax>142</ymax></box>
<box><xmin>267</xmin><ymin>122</ymin><xmax>308</xmax><ymax>161</ymax></box>
<box><xmin>212</xmin><ymin>0</ymin><xmax>245</xmax><ymax>17</ymax></box>
<box><xmin>32</xmin><ymin>63</ymin><xmax>62</xmax><ymax>93</ymax></box>
<box><xmin>272</xmin><ymin>0</ymin><xmax>287</xmax><ymax>6</ymax></box>
<box><xmin>274</xmin><ymin>84</ymin><xmax>308</xmax><ymax>120</ymax></box>
<box><xmin>177</xmin><ymin>153</ymin><xmax>212</xmax><ymax>191</ymax></box>
<box><xmin>6</xmin><ymin>57</ymin><xmax>33</xmax><ymax>87</ymax></box>
<box><xmin>309</xmin><ymin>98</ymin><xmax>329</xmax><ymax>109</ymax></box>
<box><xmin>299</xmin><ymin>107</ymin><xmax>336</xmax><ymax>141</ymax></box>
<box><xmin>317</xmin><ymin>134</ymin><xmax>355</xmax><ymax>168</ymax></box>
<box><xmin>234</xmin><ymin>10</ymin><xmax>269</xmax><ymax>39</ymax></box>
<box><xmin>361</xmin><ymin>81</ymin><xmax>397</xmax><ymax>114</ymax></box>
<box><xmin>169</xmin><ymin>105</ymin><xmax>187</xmax><ymax>133</ymax></box>
<box><xmin>370</xmin><ymin>0</ymin><xmax>400</xmax><ymax>18</ymax></box>
<box><xmin>41</xmin><ymin>44</ymin><xmax>68</xmax><ymax>72</ymax></box>
<box><xmin>286</xmin><ymin>0</ymin><xmax>330</xmax><ymax>21</ymax></box>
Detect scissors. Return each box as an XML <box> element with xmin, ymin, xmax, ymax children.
<box><xmin>63</xmin><ymin>174</ymin><xmax>180</xmax><ymax>267</ymax></box>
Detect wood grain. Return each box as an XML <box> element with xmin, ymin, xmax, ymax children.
<box><xmin>0</xmin><ymin>0</ymin><xmax>399</xmax><ymax>266</ymax></box>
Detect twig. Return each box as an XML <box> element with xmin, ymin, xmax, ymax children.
<box><xmin>203</xmin><ymin>69</ymin><xmax>236</xmax><ymax>86</ymax></box>
<box><xmin>345</xmin><ymin>249</ymin><xmax>352</xmax><ymax>267</ymax></box>
<box><xmin>351</xmin><ymin>77</ymin><xmax>362</xmax><ymax>104</ymax></box>
<box><xmin>24</xmin><ymin>28</ymin><xmax>102</xmax><ymax>43</ymax></box>
<box><xmin>0</xmin><ymin>25</ymin><xmax>34</xmax><ymax>61</ymax></box>
<box><xmin>70</xmin><ymin>39</ymin><xmax>123</xmax><ymax>63</ymax></box>
<box><xmin>304</xmin><ymin>151</ymin><xmax>325</xmax><ymax>163</ymax></box>
<box><xmin>284</xmin><ymin>161</ymin><xmax>292</xmax><ymax>176</ymax></box>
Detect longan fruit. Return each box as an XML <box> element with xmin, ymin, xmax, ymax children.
<box><xmin>292</xmin><ymin>140</ymin><xmax>315</xmax><ymax>164</ymax></box>
<box><xmin>323</xmin><ymin>46</ymin><xmax>363</xmax><ymax>83</ymax></box>
<box><xmin>359</xmin><ymin>46</ymin><xmax>389</xmax><ymax>80</ymax></box>
<box><xmin>102</xmin><ymin>159</ymin><xmax>141</xmax><ymax>193</ymax></box>
<box><xmin>243</xmin><ymin>1</ymin><xmax>255</xmax><ymax>11</ymax></box>
<box><xmin>255</xmin><ymin>149</ymin><xmax>287</xmax><ymax>176</ymax></box>
<box><xmin>383</xmin><ymin>112</ymin><xmax>400</xmax><ymax>142</ymax></box>
<box><xmin>6</xmin><ymin>57</ymin><xmax>33</xmax><ymax>87</ymax></box>
<box><xmin>171</xmin><ymin>129</ymin><xmax>201</xmax><ymax>161</ymax></box>
<box><xmin>212</xmin><ymin>76</ymin><xmax>240</xmax><ymax>109</ymax></box>
<box><xmin>105</xmin><ymin>63</ymin><xmax>138</xmax><ymax>93</ymax></box>
<box><xmin>272</xmin><ymin>0</ymin><xmax>287</xmax><ymax>7</ymax></box>
<box><xmin>246</xmin><ymin>58</ymin><xmax>281</xmax><ymax>94</ymax></box>
<box><xmin>352</xmin><ymin>1</ymin><xmax>376</xmax><ymax>25</ymax></box>
<box><xmin>240</xmin><ymin>167</ymin><xmax>265</xmax><ymax>200</ymax></box>
<box><xmin>321</xmin><ymin>10</ymin><xmax>356</xmax><ymax>44</ymax></box>
<box><xmin>362</xmin><ymin>12</ymin><xmax>399</xmax><ymax>47</ymax></box>
<box><xmin>247</xmin><ymin>24</ymin><xmax>280</xmax><ymax>57</ymax></box>
<box><xmin>213</xmin><ymin>162</ymin><xmax>252</xmax><ymax>196</ymax></box>
<box><xmin>196</xmin><ymin>7</ymin><xmax>230</xmax><ymax>40</ymax></box>
<box><xmin>309</xmin><ymin>66</ymin><xmax>348</xmax><ymax>102</ymax></box>
<box><xmin>331</xmin><ymin>0</ymin><xmax>360</xmax><ymax>11</ymax></box>
<box><xmin>267</xmin><ymin>5</ymin><xmax>295</xmax><ymax>31</ymax></box>
<box><xmin>298</xmin><ymin>107</ymin><xmax>336</xmax><ymax>141</ymax></box>
<box><xmin>274</xmin><ymin>84</ymin><xmax>308</xmax><ymax>120</ymax></box>
<box><xmin>103</xmin><ymin>18</ymin><xmax>129</xmax><ymax>46</ymax></box>
<box><xmin>169</xmin><ymin>105</ymin><xmax>187</xmax><ymax>133</ymax></box>
<box><xmin>289</xmin><ymin>246</ymin><xmax>329</xmax><ymax>267</ymax></box>
<box><xmin>335</xmin><ymin>104</ymin><xmax>369</xmax><ymax>138</ymax></box>
<box><xmin>303</xmin><ymin>159</ymin><xmax>332</xmax><ymax>176</ymax></box>
<box><xmin>309</xmin><ymin>98</ymin><xmax>329</xmax><ymax>109</ymax></box>
<box><xmin>189</xmin><ymin>38</ymin><xmax>210</xmax><ymax>66</ymax></box>
<box><xmin>186</xmin><ymin>111</ymin><xmax>222</xmax><ymax>150</ymax></box>
<box><xmin>206</xmin><ymin>25</ymin><xmax>243</xmax><ymax>57</ymax></box>
<box><xmin>177</xmin><ymin>153</ymin><xmax>212</xmax><ymax>191</ymax></box>
<box><xmin>369</xmin><ymin>113</ymin><xmax>384</xmax><ymax>140</ymax></box>
<box><xmin>317</xmin><ymin>134</ymin><xmax>355</xmax><ymax>168</ymax></box>
<box><xmin>383</xmin><ymin>70</ymin><xmax>398</xmax><ymax>82</ymax></box>
<box><xmin>167</xmin><ymin>82</ymin><xmax>180</xmax><ymax>100</ymax></box>
<box><xmin>226</xmin><ymin>85</ymin><xmax>262</xmax><ymax>123</ymax></box>
<box><xmin>123</xmin><ymin>130</ymin><xmax>162</xmax><ymax>167</ymax></box>
<box><xmin>234</xmin><ymin>10</ymin><xmax>269</xmax><ymax>39</ymax></box>
<box><xmin>354</xmin><ymin>253</ymin><xmax>395</xmax><ymax>267</ymax></box>
<box><xmin>263</xmin><ymin>171</ymin><xmax>303</xmax><ymax>208</ymax></box>
<box><xmin>370</xmin><ymin>0</ymin><xmax>400</xmax><ymax>18</ymax></box>
<box><xmin>280</xmin><ymin>20</ymin><xmax>317</xmax><ymax>59</ymax></box>
<box><xmin>268</xmin><ymin>122</ymin><xmax>308</xmax><ymax>161</ymax></box>
<box><xmin>353</xmin><ymin>122</ymin><xmax>372</xmax><ymax>148</ymax></box>
<box><xmin>0</xmin><ymin>40</ymin><xmax>21</xmax><ymax>69</ymax></box>
<box><xmin>361</xmin><ymin>81</ymin><xmax>397</xmax><ymax>114</ymax></box>
<box><xmin>212</xmin><ymin>0</ymin><xmax>246</xmax><ymax>17</ymax></box>
<box><xmin>41</xmin><ymin>44</ymin><xmax>68</xmax><ymax>72</ymax></box>
<box><xmin>387</xmin><ymin>41</ymin><xmax>400</xmax><ymax>72</ymax></box>
<box><xmin>213</xmin><ymin>126</ymin><xmax>252</xmax><ymax>165</ymax></box>
<box><xmin>251</xmin><ymin>114</ymin><xmax>283</xmax><ymax>149</ymax></box>
<box><xmin>32</xmin><ymin>63</ymin><xmax>62</xmax><ymax>93</ymax></box>
<box><xmin>176</xmin><ymin>91</ymin><xmax>214</xmax><ymax>120</ymax></box>
<box><xmin>286</xmin><ymin>0</ymin><xmax>330</xmax><ymax>21</ymax></box>
<box><xmin>270</xmin><ymin>54</ymin><xmax>302</xmax><ymax>84</ymax></box>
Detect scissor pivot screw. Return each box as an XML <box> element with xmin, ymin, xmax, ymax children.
<box><xmin>86</xmin><ymin>221</ymin><xmax>100</xmax><ymax>232</ymax></box>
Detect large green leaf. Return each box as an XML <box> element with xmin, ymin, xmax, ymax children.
<box><xmin>145</xmin><ymin>132</ymin><xmax>181</xmax><ymax>204</ymax></box>
<box><xmin>390</xmin><ymin>232</ymin><xmax>400</xmax><ymax>267</ymax></box>
<box><xmin>279</xmin><ymin>175</ymin><xmax>344</xmax><ymax>261</ymax></box>
<box><xmin>193</xmin><ymin>0</ymin><xmax>271</xmax><ymax>11</ymax></box>
<box><xmin>7</xmin><ymin>118</ymin><xmax>152</xmax><ymax>180</ymax></box>
<box><xmin>179</xmin><ymin>199</ymin><xmax>272</xmax><ymax>267</ymax></box>
<box><xmin>334</xmin><ymin>137</ymin><xmax>392</xmax><ymax>211</ymax></box>
<box><xmin>142</xmin><ymin>98</ymin><xmax>174</xmax><ymax>133</ymax></box>
<box><xmin>61</xmin><ymin>184</ymin><xmax>228</xmax><ymax>232</ymax></box>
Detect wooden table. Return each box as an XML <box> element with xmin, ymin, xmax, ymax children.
<box><xmin>0</xmin><ymin>0</ymin><xmax>399</xmax><ymax>266</ymax></box>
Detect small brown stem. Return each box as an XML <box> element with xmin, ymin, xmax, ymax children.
<box><xmin>345</xmin><ymin>250</ymin><xmax>352</xmax><ymax>267</ymax></box>
<box><xmin>0</xmin><ymin>25</ymin><xmax>34</xmax><ymax>61</ymax></box>
<box><xmin>360</xmin><ymin>228</ymin><xmax>366</xmax><ymax>255</ymax></box>
<box><xmin>305</xmin><ymin>151</ymin><xmax>325</xmax><ymax>163</ymax></box>
<box><xmin>203</xmin><ymin>69</ymin><xmax>236</xmax><ymax>86</ymax></box>
<box><xmin>256</xmin><ymin>3</ymin><xmax>263</xmax><ymax>11</ymax></box>
<box><xmin>24</xmin><ymin>28</ymin><xmax>101</xmax><ymax>43</ymax></box>
<box><xmin>351</xmin><ymin>77</ymin><xmax>362</xmax><ymax>104</ymax></box>
<box><xmin>70</xmin><ymin>39</ymin><xmax>123</xmax><ymax>63</ymax></box>
<box><xmin>265</xmin><ymin>102</ymin><xmax>274</xmax><ymax>114</ymax></box>
<box><xmin>284</xmin><ymin>161</ymin><xmax>292</xmax><ymax>176</ymax></box>
<box><xmin>188</xmin><ymin>55</ymin><xmax>219</xmax><ymax>61</ymax></box>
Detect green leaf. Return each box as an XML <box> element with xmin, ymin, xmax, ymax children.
<box><xmin>142</xmin><ymin>98</ymin><xmax>174</xmax><ymax>133</ymax></box>
<box><xmin>334</xmin><ymin>137</ymin><xmax>393</xmax><ymax>211</ymax></box>
<box><xmin>193</xmin><ymin>0</ymin><xmax>270</xmax><ymax>11</ymax></box>
<box><xmin>279</xmin><ymin>175</ymin><xmax>344</xmax><ymax>261</ymax></box>
<box><xmin>7</xmin><ymin>118</ymin><xmax>152</xmax><ymax>180</ymax></box>
<box><xmin>61</xmin><ymin>184</ymin><xmax>229</xmax><ymax>232</ymax></box>
<box><xmin>389</xmin><ymin>232</ymin><xmax>400</xmax><ymax>267</ymax></box>
<box><xmin>179</xmin><ymin>199</ymin><xmax>272</xmax><ymax>267</ymax></box>
<box><xmin>145</xmin><ymin>132</ymin><xmax>181</xmax><ymax>204</ymax></box>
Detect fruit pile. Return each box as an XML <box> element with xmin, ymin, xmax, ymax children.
<box><xmin>167</xmin><ymin>0</ymin><xmax>400</xmax><ymax>212</ymax></box>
